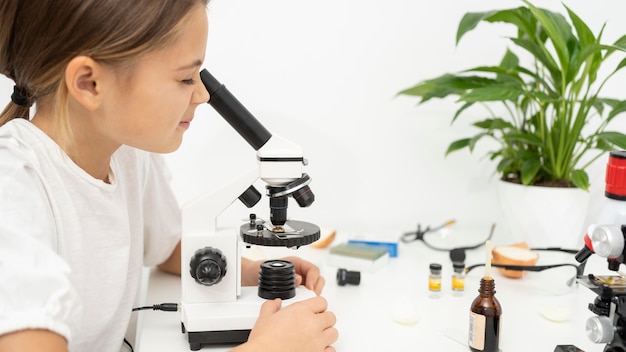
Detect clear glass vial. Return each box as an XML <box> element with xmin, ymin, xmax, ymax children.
<box><xmin>452</xmin><ymin>262</ymin><xmax>465</xmax><ymax>294</ymax></box>
<box><xmin>428</xmin><ymin>263</ymin><xmax>442</xmax><ymax>297</ymax></box>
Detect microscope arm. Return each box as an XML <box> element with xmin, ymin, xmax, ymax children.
<box><xmin>182</xmin><ymin>167</ymin><xmax>258</xmax><ymax>234</ymax></box>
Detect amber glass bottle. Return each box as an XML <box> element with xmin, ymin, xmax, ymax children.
<box><xmin>468</xmin><ymin>276</ymin><xmax>502</xmax><ymax>352</ymax></box>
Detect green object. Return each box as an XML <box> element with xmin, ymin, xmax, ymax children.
<box><xmin>398</xmin><ymin>0</ymin><xmax>626</xmax><ymax>190</ymax></box>
<box><xmin>329</xmin><ymin>243</ymin><xmax>388</xmax><ymax>260</ymax></box>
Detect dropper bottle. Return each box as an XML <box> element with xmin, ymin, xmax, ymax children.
<box><xmin>468</xmin><ymin>240</ymin><xmax>502</xmax><ymax>352</ymax></box>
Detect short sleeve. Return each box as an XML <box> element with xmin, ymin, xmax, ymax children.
<box><xmin>0</xmin><ymin>151</ymin><xmax>81</xmax><ymax>341</ymax></box>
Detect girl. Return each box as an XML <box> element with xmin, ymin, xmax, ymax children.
<box><xmin>0</xmin><ymin>1</ymin><xmax>337</xmax><ymax>351</ymax></box>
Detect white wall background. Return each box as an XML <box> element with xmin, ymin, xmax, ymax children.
<box><xmin>3</xmin><ymin>0</ymin><xmax>626</xmax><ymax>244</ymax></box>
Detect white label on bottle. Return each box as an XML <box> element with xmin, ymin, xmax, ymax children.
<box><xmin>468</xmin><ymin>311</ymin><xmax>485</xmax><ymax>350</ymax></box>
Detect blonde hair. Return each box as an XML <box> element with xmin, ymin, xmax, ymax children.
<box><xmin>0</xmin><ymin>0</ymin><xmax>209</xmax><ymax>143</ymax></box>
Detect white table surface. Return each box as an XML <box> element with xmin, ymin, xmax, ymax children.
<box><xmin>136</xmin><ymin>230</ymin><xmax>611</xmax><ymax>352</ymax></box>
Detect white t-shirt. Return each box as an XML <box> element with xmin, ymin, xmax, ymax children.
<box><xmin>0</xmin><ymin>118</ymin><xmax>181</xmax><ymax>351</ymax></box>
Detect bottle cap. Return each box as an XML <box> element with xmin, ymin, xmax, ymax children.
<box><xmin>429</xmin><ymin>263</ymin><xmax>442</xmax><ymax>272</ymax></box>
<box><xmin>605</xmin><ymin>151</ymin><xmax>626</xmax><ymax>199</ymax></box>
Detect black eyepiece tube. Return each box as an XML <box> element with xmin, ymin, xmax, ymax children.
<box><xmin>200</xmin><ymin>69</ymin><xmax>272</xmax><ymax>151</ymax></box>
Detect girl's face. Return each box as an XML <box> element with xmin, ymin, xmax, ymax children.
<box><xmin>98</xmin><ymin>3</ymin><xmax>209</xmax><ymax>154</ymax></box>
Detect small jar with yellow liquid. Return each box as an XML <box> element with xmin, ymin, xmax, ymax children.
<box><xmin>452</xmin><ymin>262</ymin><xmax>465</xmax><ymax>295</ymax></box>
<box><xmin>428</xmin><ymin>263</ymin><xmax>442</xmax><ymax>298</ymax></box>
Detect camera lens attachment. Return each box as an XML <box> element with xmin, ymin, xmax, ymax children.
<box><xmin>337</xmin><ymin>268</ymin><xmax>360</xmax><ymax>286</ymax></box>
<box><xmin>258</xmin><ymin>260</ymin><xmax>296</xmax><ymax>300</ymax></box>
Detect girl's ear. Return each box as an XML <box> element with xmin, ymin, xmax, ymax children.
<box><xmin>64</xmin><ymin>56</ymin><xmax>103</xmax><ymax>111</ymax></box>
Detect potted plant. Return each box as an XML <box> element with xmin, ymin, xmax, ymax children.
<box><xmin>398</xmin><ymin>0</ymin><xmax>626</xmax><ymax>247</ymax></box>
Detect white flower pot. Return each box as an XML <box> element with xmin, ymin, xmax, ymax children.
<box><xmin>496</xmin><ymin>180</ymin><xmax>591</xmax><ymax>249</ymax></box>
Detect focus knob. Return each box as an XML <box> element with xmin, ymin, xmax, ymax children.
<box><xmin>585</xmin><ymin>315</ymin><xmax>614</xmax><ymax>344</ymax></box>
<box><xmin>590</xmin><ymin>225</ymin><xmax>624</xmax><ymax>258</ymax></box>
<box><xmin>189</xmin><ymin>247</ymin><xmax>227</xmax><ymax>286</ymax></box>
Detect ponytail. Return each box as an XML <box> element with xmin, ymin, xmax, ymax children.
<box><xmin>0</xmin><ymin>0</ymin><xmax>25</xmax><ymax>127</ymax></box>
<box><xmin>0</xmin><ymin>103</ymin><xmax>30</xmax><ymax>127</ymax></box>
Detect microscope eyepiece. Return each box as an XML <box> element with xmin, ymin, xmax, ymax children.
<box><xmin>200</xmin><ymin>69</ymin><xmax>272</xmax><ymax>151</ymax></box>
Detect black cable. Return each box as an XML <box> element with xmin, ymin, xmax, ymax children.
<box><xmin>124</xmin><ymin>303</ymin><xmax>178</xmax><ymax>351</ymax></box>
<box><xmin>465</xmin><ymin>262</ymin><xmax>582</xmax><ymax>275</ymax></box>
<box><xmin>530</xmin><ymin>247</ymin><xmax>579</xmax><ymax>254</ymax></box>
<box><xmin>131</xmin><ymin>303</ymin><xmax>179</xmax><ymax>312</ymax></box>
<box><xmin>123</xmin><ymin>338</ymin><xmax>134</xmax><ymax>352</ymax></box>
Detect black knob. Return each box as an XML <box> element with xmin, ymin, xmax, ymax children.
<box><xmin>249</xmin><ymin>213</ymin><xmax>257</xmax><ymax>226</ymax></box>
<box><xmin>189</xmin><ymin>247</ymin><xmax>227</xmax><ymax>286</ymax></box>
<box><xmin>575</xmin><ymin>246</ymin><xmax>593</xmax><ymax>263</ymax></box>
<box><xmin>608</xmin><ymin>259</ymin><xmax>621</xmax><ymax>271</ymax></box>
<box><xmin>239</xmin><ymin>186</ymin><xmax>262</xmax><ymax>208</ymax></box>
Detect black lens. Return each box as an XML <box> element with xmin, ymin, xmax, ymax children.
<box><xmin>269</xmin><ymin>196</ymin><xmax>288</xmax><ymax>226</ymax></box>
<box><xmin>337</xmin><ymin>268</ymin><xmax>360</xmax><ymax>286</ymax></box>
<box><xmin>293</xmin><ymin>185</ymin><xmax>315</xmax><ymax>207</ymax></box>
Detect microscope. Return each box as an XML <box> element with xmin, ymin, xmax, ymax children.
<box><xmin>180</xmin><ymin>69</ymin><xmax>321</xmax><ymax>350</ymax></box>
<box><xmin>575</xmin><ymin>151</ymin><xmax>626</xmax><ymax>352</ymax></box>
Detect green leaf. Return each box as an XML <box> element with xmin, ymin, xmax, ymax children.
<box><xmin>616</xmin><ymin>57</ymin><xmax>626</xmax><ymax>72</ymax></box>
<box><xmin>398</xmin><ymin>74</ymin><xmax>495</xmax><ymax>103</ymax></box>
<box><xmin>510</xmin><ymin>37</ymin><xmax>561</xmax><ymax>87</ymax></box>
<box><xmin>496</xmin><ymin>157</ymin><xmax>516</xmax><ymax>174</ymax></box>
<box><xmin>456</xmin><ymin>11</ymin><xmax>498</xmax><ymax>45</ymax></box>
<box><xmin>499</xmin><ymin>49</ymin><xmax>520</xmax><ymax>70</ymax></box>
<box><xmin>468</xmin><ymin>133</ymin><xmax>489</xmax><ymax>151</ymax></box>
<box><xmin>445</xmin><ymin>138</ymin><xmax>471</xmax><ymax>156</ymax></box>
<box><xmin>504</xmin><ymin>133</ymin><xmax>543</xmax><ymax>147</ymax></box>
<box><xmin>565</xmin><ymin>5</ymin><xmax>595</xmax><ymax>47</ymax></box>
<box><xmin>607</xmin><ymin>100</ymin><xmax>626</xmax><ymax>121</ymax></box>
<box><xmin>565</xmin><ymin>5</ymin><xmax>600</xmax><ymax>84</ymax></box>
<box><xmin>484</xmin><ymin>7</ymin><xmax>536</xmax><ymax>39</ymax></box>
<box><xmin>451</xmin><ymin>102</ymin><xmax>474</xmax><ymax>123</ymax></box>
<box><xmin>597</xmin><ymin>131</ymin><xmax>626</xmax><ymax>149</ymax></box>
<box><xmin>474</xmin><ymin>118</ymin><xmax>515</xmax><ymax>130</ymax></box>
<box><xmin>613</xmin><ymin>34</ymin><xmax>626</xmax><ymax>47</ymax></box>
<box><xmin>459</xmin><ymin>84</ymin><xmax>525</xmax><ymax>103</ymax></box>
<box><xmin>524</xmin><ymin>1</ymin><xmax>574</xmax><ymax>73</ymax></box>
<box><xmin>521</xmin><ymin>158</ymin><xmax>541</xmax><ymax>185</ymax></box>
<box><xmin>571</xmin><ymin>170</ymin><xmax>590</xmax><ymax>191</ymax></box>
<box><xmin>595</xmin><ymin>138</ymin><xmax>613</xmax><ymax>151</ymax></box>
<box><xmin>576</xmin><ymin>43</ymin><xmax>604</xmax><ymax>86</ymax></box>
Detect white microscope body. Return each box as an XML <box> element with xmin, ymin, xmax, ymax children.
<box><xmin>180</xmin><ymin>70</ymin><xmax>319</xmax><ymax>350</ymax></box>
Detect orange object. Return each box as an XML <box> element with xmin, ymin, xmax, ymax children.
<box><xmin>310</xmin><ymin>230</ymin><xmax>336</xmax><ymax>249</ymax></box>
<box><xmin>491</xmin><ymin>242</ymin><xmax>538</xmax><ymax>278</ymax></box>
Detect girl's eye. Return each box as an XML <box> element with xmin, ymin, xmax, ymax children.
<box><xmin>182</xmin><ymin>79</ymin><xmax>195</xmax><ymax>85</ymax></box>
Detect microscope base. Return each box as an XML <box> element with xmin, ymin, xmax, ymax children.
<box><xmin>182</xmin><ymin>325</ymin><xmax>250</xmax><ymax>351</ymax></box>
<box><xmin>181</xmin><ymin>286</ymin><xmax>316</xmax><ymax>350</ymax></box>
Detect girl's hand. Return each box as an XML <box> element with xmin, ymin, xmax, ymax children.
<box><xmin>234</xmin><ymin>296</ymin><xmax>338</xmax><ymax>352</ymax></box>
<box><xmin>241</xmin><ymin>256</ymin><xmax>326</xmax><ymax>295</ymax></box>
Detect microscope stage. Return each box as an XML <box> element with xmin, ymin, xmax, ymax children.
<box><xmin>241</xmin><ymin>219</ymin><xmax>320</xmax><ymax>247</ymax></box>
